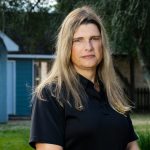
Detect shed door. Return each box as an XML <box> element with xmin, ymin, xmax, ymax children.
<box><xmin>7</xmin><ymin>61</ymin><xmax>16</xmax><ymax>115</ymax></box>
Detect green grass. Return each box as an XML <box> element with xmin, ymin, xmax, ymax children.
<box><xmin>0</xmin><ymin>121</ymin><xmax>32</xmax><ymax>150</ymax></box>
<box><xmin>131</xmin><ymin>113</ymin><xmax>150</xmax><ymax>150</ymax></box>
<box><xmin>0</xmin><ymin>113</ymin><xmax>149</xmax><ymax>150</ymax></box>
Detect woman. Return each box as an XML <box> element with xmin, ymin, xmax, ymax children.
<box><xmin>29</xmin><ymin>6</ymin><xmax>139</xmax><ymax>150</ymax></box>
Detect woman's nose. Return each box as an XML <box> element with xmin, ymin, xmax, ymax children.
<box><xmin>84</xmin><ymin>40</ymin><xmax>93</xmax><ymax>51</ymax></box>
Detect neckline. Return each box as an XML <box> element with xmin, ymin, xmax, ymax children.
<box><xmin>77</xmin><ymin>73</ymin><xmax>104</xmax><ymax>92</ymax></box>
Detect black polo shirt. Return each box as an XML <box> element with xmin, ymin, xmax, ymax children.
<box><xmin>29</xmin><ymin>74</ymin><xmax>138</xmax><ymax>150</ymax></box>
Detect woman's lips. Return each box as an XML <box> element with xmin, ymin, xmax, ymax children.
<box><xmin>81</xmin><ymin>55</ymin><xmax>95</xmax><ymax>59</ymax></box>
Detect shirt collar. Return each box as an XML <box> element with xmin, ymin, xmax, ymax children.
<box><xmin>77</xmin><ymin>73</ymin><xmax>95</xmax><ymax>89</ymax></box>
<box><xmin>77</xmin><ymin>73</ymin><xmax>105</xmax><ymax>91</ymax></box>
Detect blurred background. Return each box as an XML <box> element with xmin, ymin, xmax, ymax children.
<box><xmin>0</xmin><ymin>0</ymin><xmax>150</xmax><ymax>149</ymax></box>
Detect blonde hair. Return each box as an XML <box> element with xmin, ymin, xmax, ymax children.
<box><xmin>35</xmin><ymin>6</ymin><xmax>131</xmax><ymax>114</ymax></box>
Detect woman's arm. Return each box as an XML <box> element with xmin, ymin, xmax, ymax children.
<box><xmin>126</xmin><ymin>141</ymin><xmax>140</xmax><ymax>150</ymax></box>
<box><xmin>36</xmin><ymin>143</ymin><xmax>63</xmax><ymax>150</ymax></box>
<box><xmin>29</xmin><ymin>88</ymin><xmax>65</xmax><ymax>149</ymax></box>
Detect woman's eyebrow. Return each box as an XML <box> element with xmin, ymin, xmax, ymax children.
<box><xmin>91</xmin><ymin>35</ymin><xmax>101</xmax><ymax>38</ymax></box>
<box><xmin>72</xmin><ymin>37</ymin><xmax>83</xmax><ymax>41</ymax></box>
<box><xmin>73</xmin><ymin>35</ymin><xmax>101</xmax><ymax>39</ymax></box>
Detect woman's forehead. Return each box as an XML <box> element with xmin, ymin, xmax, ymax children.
<box><xmin>73</xmin><ymin>23</ymin><xmax>101</xmax><ymax>38</ymax></box>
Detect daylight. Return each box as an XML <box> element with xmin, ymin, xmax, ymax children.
<box><xmin>29</xmin><ymin>0</ymin><xmax>57</xmax><ymax>12</ymax></box>
<box><xmin>29</xmin><ymin>0</ymin><xmax>57</xmax><ymax>6</ymax></box>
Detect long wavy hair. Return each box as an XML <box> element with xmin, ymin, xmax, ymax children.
<box><xmin>35</xmin><ymin>6</ymin><xmax>131</xmax><ymax>114</ymax></box>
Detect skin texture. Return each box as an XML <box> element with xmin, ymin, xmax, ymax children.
<box><xmin>35</xmin><ymin>23</ymin><xmax>139</xmax><ymax>150</ymax></box>
<box><xmin>71</xmin><ymin>23</ymin><xmax>103</xmax><ymax>83</ymax></box>
<box><xmin>36</xmin><ymin>143</ymin><xmax>63</xmax><ymax>150</ymax></box>
<box><xmin>126</xmin><ymin>141</ymin><xmax>140</xmax><ymax>150</ymax></box>
<box><xmin>35</xmin><ymin>140</ymin><xmax>139</xmax><ymax>150</ymax></box>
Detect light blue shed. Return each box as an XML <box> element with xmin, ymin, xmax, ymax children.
<box><xmin>0</xmin><ymin>31</ymin><xmax>54</xmax><ymax>121</ymax></box>
<box><xmin>7</xmin><ymin>55</ymin><xmax>33</xmax><ymax>116</ymax></box>
<box><xmin>7</xmin><ymin>54</ymin><xmax>54</xmax><ymax>117</ymax></box>
<box><xmin>0</xmin><ymin>31</ymin><xmax>19</xmax><ymax>122</ymax></box>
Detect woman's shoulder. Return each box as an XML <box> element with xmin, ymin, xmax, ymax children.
<box><xmin>32</xmin><ymin>83</ymin><xmax>65</xmax><ymax>109</ymax></box>
<box><xmin>35</xmin><ymin>83</ymin><xmax>55</xmax><ymax>100</ymax></box>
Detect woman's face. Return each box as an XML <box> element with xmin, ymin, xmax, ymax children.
<box><xmin>71</xmin><ymin>23</ymin><xmax>103</xmax><ymax>74</ymax></box>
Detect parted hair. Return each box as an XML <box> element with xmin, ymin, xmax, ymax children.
<box><xmin>35</xmin><ymin>6</ymin><xmax>131</xmax><ymax>114</ymax></box>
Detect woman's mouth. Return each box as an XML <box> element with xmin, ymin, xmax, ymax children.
<box><xmin>81</xmin><ymin>55</ymin><xmax>95</xmax><ymax>59</ymax></box>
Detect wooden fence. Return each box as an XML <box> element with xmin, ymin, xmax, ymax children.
<box><xmin>125</xmin><ymin>88</ymin><xmax>150</xmax><ymax>112</ymax></box>
<box><xmin>135</xmin><ymin>88</ymin><xmax>150</xmax><ymax>112</ymax></box>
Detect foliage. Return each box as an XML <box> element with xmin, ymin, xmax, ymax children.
<box><xmin>70</xmin><ymin>0</ymin><xmax>150</xmax><ymax>86</ymax></box>
<box><xmin>0</xmin><ymin>0</ymin><xmax>57</xmax><ymax>53</ymax></box>
<box><xmin>0</xmin><ymin>0</ymin><xmax>150</xmax><ymax>85</ymax></box>
<box><xmin>109</xmin><ymin>0</ymin><xmax>150</xmax><ymax>86</ymax></box>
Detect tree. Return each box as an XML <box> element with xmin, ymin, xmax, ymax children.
<box><xmin>54</xmin><ymin>0</ymin><xmax>150</xmax><ymax>104</ymax></box>
<box><xmin>0</xmin><ymin>0</ymin><xmax>57</xmax><ymax>53</ymax></box>
<box><xmin>110</xmin><ymin>0</ymin><xmax>150</xmax><ymax>88</ymax></box>
<box><xmin>1</xmin><ymin>0</ymin><xmax>149</xmax><ymax>88</ymax></box>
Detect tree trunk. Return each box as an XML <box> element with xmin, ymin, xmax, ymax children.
<box><xmin>136</xmin><ymin>46</ymin><xmax>150</xmax><ymax>89</ymax></box>
<box><xmin>129</xmin><ymin>53</ymin><xmax>135</xmax><ymax>104</ymax></box>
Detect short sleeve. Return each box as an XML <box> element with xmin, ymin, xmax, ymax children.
<box><xmin>29</xmin><ymin>87</ymin><xmax>65</xmax><ymax>149</ymax></box>
<box><xmin>127</xmin><ymin>114</ymin><xmax>138</xmax><ymax>143</ymax></box>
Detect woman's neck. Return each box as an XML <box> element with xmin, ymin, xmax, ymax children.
<box><xmin>76</xmin><ymin>69</ymin><xmax>96</xmax><ymax>83</ymax></box>
<box><xmin>75</xmin><ymin>68</ymin><xmax>100</xmax><ymax>92</ymax></box>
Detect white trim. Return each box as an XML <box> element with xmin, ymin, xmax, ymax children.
<box><xmin>7</xmin><ymin>60</ymin><xmax>16</xmax><ymax>115</ymax></box>
<box><xmin>14</xmin><ymin>61</ymin><xmax>16</xmax><ymax>114</ymax></box>
<box><xmin>32</xmin><ymin>60</ymin><xmax>35</xmax><ymax>90</ymax></box>
<box><xmin>7</xmin><ymin>54</ymin><xmax>56</xmax><ymax>59</ymax></box>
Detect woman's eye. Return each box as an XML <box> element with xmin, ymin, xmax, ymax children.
<box><xmin>73</xmin><ymin>39</ymin><xmax>81</xmax><ymax>43</ymax></box>
<box><xmin>91</xmin><ymin>37</ymin><xmax>100</xmax><ymax>40</ymax></box>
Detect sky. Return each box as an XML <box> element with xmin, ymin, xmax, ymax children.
<box><xmin>1</xmin><ymin>0</ymin><xmax>57</xmax><ymax>12</ymax></box>
<box><xmin>29</xmin><ymin>0</ymin><xmax>57</xmax><ymax>6</ymax></box>
<box><xmin>29</xmin><ymin>0</ymin><xmax>57</xmax><ymax>12</ymax></box>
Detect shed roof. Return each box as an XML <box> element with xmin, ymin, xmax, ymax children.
<box><xmin>0</xmin><ymin>37</ymin><xmax>7</xmax><ymax>51</ymax></box>
<box><xmin>7</xmin><ymin>54</ymin><xmax>55</xmax><ymax>59</ymax></box>
<box><xmin>0</xmin><ymin>31</ymin><xmax>19</xmax><ymax>52</ymax></box>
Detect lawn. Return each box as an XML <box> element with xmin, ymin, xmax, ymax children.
<box><xmin>0</xmin><ymin>113</ymin><xmax>149</xmax><ymax>150</ymax></box>
<box><xmin>131</xmin><ymin>113</ymin><xmax>150</xmax><ymax>150</ymax></box>
<box><xmin>0</xmin><ymin>121</ymin><xmax>32</xmax><ymax>150</ymax></box>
